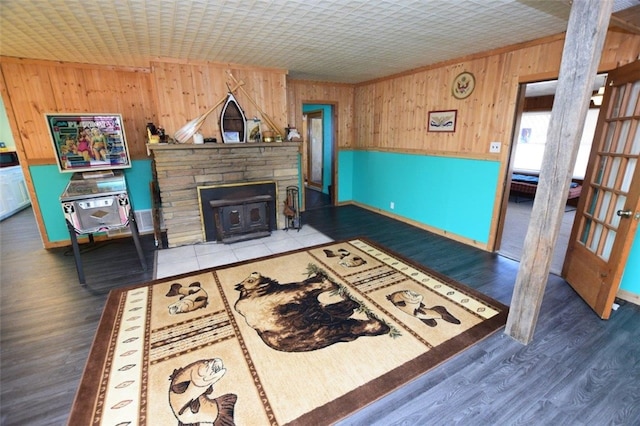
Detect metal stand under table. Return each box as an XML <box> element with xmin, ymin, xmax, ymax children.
<box><xmin>60</xmin><ymin>170</ymin><xmax>147</xmax><ymax>285</ymax></box>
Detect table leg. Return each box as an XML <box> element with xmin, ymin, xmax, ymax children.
<box><xmin>66</xmin><ymin>219</ymin><xmax>86</xmax><ymax>285</ymax></box>
<box><xmin>129</xmin><ymin>210</ymin><xmax>147</xmax><ymax>271</ymax></box>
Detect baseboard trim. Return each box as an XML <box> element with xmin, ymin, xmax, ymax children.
<box><xmin>347</xmin><ymin>201</ymin><xmax>489</xmax><ymax>251</ymax></box>
<box><xmin>617</xmin><ymin>289</ymin><xmax>640</xmax><ymax>307</ymax></box>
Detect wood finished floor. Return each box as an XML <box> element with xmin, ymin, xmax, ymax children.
<box><xmin>499</xmin><ymin>197</ymin><xmax>576</xmax><ymax>275</ymax></box>
<box><xmin>1</xmin><ymin>206</ymin><xmax>639</xmax><ymax>425</ymax></box>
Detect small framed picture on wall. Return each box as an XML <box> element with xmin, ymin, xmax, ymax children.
<box><xmin>428</xmin><ymin>110</ymin><xmax>457</xmax><ymax>132</ymax></box>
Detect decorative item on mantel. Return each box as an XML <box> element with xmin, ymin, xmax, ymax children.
<box><xmin>220</xmin><ymin>92</ymin><xmax>247</xmax><ymax>143</ymax></box>
<box><xmin>173</xmin><ymin>81</ymin><xmax>244</xmax><ymax>143</ymax></box>
<box><xmin>147</xmin><ymin>122</ymin><xmax>160</xmax><ymax>144</ymax></box>
<box><xmin>286</xmin><ymin>125</ymin><xmax>301</xmax><ymax>141</ymax></box>
<box><xmin>247</xmin><ymin>117</ymin><xmax>262</xmax><ymax>143</ymax></box>
<box><xmin>262</xmin><ymin>130</ymin><xmax>274</xmax><ymax>143</ymax></box>
<box><xmin>227</xmin><ymin>71</ymin><xmax>283</xmax><ymax>140</ymax></box>
<box><xmin>193</xmin><ymin>132</ymin><xmax>204</xmax><ymax>144</ymax></box>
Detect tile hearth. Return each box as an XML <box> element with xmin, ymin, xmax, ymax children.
<box><xmin>155</xmin><ymin>225</ymin><xmax>332</xmax><ymax>279</ymax></box>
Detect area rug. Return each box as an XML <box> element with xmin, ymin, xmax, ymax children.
<box><xmin>69</xmin><ymin>238</ymin><xmax>508</xmax><ymax>425</ymax></box>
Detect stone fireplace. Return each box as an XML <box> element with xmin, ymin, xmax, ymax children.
<box><xmin>148</xmin><ymin>142</ymin><xmax>300</xmax><ymax>247</ymax></box>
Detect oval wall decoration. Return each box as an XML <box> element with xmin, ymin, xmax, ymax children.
<box><xmin>452</xmin><ymin>72</ymin><xmax>475</xmax><ymax>99</ymax></box>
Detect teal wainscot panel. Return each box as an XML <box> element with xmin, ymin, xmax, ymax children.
<box><xmin>620</xmin><ymin>231</ymin><xmax>640</xmax><ymax>296</ymax></box>
<box><xmin>337</xmin><ymin>150</ymin><xmax>354</xmax><ymax>202</ymax></box>
<box><xmin>349</xmin><ymin>151</ymin><xmax>499</xmax><ymax>244</ymax></box>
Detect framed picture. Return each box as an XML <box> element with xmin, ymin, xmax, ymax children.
<box><xmin>428</xmin><ymin>110</ymin><xmax>457</xmax><ymax>132</ymax></box>
<box><xmin>45</xmin><ymin>113</ymin><xmax>132</xmax><ymax>173</ymax></box>
<box><xmin>223</xmin><ymin>131</ymin><xmax>241</xmax><ymax>143</ymax></box>
<box><xmin>246</xmin><ymin>118</ymin><xmax>262</xmax><ymax>143</ymax></box>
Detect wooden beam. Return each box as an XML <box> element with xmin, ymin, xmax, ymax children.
<box><xmin>504</xmin><ymin>0</ymin><xmax>614</xmax><ymax>344</ymax></box>
<box><xmin>610</xmin><ymin>5</ymin><xmax>640</xmax><ymax>35</ymax></box>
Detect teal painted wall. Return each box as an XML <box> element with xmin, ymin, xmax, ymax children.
<box><xmin>30</xmin><ymin>160</ymin><xmax>153</xmax><ymax>243</ymax></box>
<box><xmin>303</xmin><ymin>104</ymin><xmax>333</xmax><ymax>195</ymax></box>
<box><xmin>340</xmin><ymin>148</ymin><xmax>639</xmax><ymax>297</ymax></box>
<box><xmin>341</xmin><ymin>150</ymin><xmax>499</xmax><ymax>244</ymax></box>
<box><xmin>620</xmin><ymin>232</ymin><xmax>640</xmax><ymax>294</ymax></box>
<box><xmin>337</xmin><ymin>150</ymin><xmax>354</xmax><ymax>202</ymax></box>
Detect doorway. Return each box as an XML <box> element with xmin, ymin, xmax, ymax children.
<box><xmin>303</xmin><ymin>104</ymin><xmax>335</xmax><ymax>210</ymax></box>
<box><xmin>306</xmin><ymin>111</ymin><xmax>324</xmax><ymax>190</ymax></box>
<box><xmin>498</xmin><ymin>76</ymin><xmax>606</xmax><ymax>275</ymax></box>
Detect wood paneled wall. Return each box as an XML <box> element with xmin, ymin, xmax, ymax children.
<box><xmin>151</xmin><ymin>60</ymin><xmax>288</xmax><ymax>140</ymax></box>
<box><xmin>353</xmin><ymin>55</ymin><xmax>519</xmax><ymax>158</ymax></box>
<box><xmin>350</xmin><ymin>30</ymin><xmax>640</xmax><ymax>159</ymax></box>
<box><xmin>0</xmin><ymin>58</ymin><xmax>290</xmax><ymax>165</ymax></box>
<box><xmin>286</xmin><ymin>80</ymin><xmax>355</xmax><ymax>148</ymax></box>
<box><xmin>4</xmin><ymin>30</ymin><xmax>635</xmax><ymax>167</ymax></box>
<box><xmin>0</xmin><ymin>57</ymin><xmax>156</xmax><ymax>162</ymax></box>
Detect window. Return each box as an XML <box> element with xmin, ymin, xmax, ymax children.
<box><xmin>514</xmin><ymin>109</ymin><xmax>599</xmax><ymax>179</ymax></box>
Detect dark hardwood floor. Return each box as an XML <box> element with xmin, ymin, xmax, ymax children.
<box><xmin>305</xmin><ymin>186</ymin><xmax>332</xmax><ymax>210</ymax></box>
<box><xmin>0</xmin><ymin>208</ymin><xmax>157</xmax><ymax>426</ymax></box>
<box><xmin>1</xmin><ymin>206</ymin><xmax>639</xmax><ymax>425</ymax></box>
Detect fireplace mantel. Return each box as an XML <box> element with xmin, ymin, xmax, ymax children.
<box><xmin>147</xmin><ymin>141</ymin><xmax>301</xmax><ymax>152</ymax></box>
<box><xmin>148</xmin><ymin>142</ymin><xmax>301</xmax><ymax>247</ymax></box>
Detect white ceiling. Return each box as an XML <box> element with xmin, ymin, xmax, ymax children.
<box><xmin>0</xmin><ymin>0</ymin><xmax>638</xmax><ymax>84</ymax></box>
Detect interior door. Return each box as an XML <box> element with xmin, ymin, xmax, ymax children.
<box><xmin>563</xmin><ymin>60</ymin><xmax>640</xmax><ymax>319</ymax></box>
<box><xmin>306</xmin><ymin>111</ymin><xmax>324</xmax><ymax>190</ymax></box>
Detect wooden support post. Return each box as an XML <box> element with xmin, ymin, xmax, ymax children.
<box><xmin>505</xmin><ymin>0</ymin><xmax>613</xmax><ymax>344</ymax></box>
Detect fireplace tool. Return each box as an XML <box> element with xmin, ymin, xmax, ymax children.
<box><xmin>284</xmin><ymin>185</ymin><xmax>301</xmax><ymax>231</ymax></box>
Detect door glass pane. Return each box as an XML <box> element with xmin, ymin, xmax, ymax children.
<box><xmin>603</xmin><ymin>123</ymin><xmax>615</xmax><ymax>152</ymax></box>
<box><xmin>590</xmin><ymin>223</ymin><xmax>603</xmax><ymax>253</ymax></box>
<box><xmin>593</xmin><ymin>156</ymin><xmax>606</xmax><ymax>185</ymax></box>
<box><xmin>602</xmin><ymin>229</ymin><xmax>616</xmax><ymax>261</ymax></box>
<box><xmin>611</xmin><ymin>194</ymin><xmax>627</xmax><ymax>228</ymax></box>
<box><xmin>621</xmin><ymin>158</ymin><xmax>636</xmax><ymax>192</ymax></box>
<box><xmin>611</xmin><ymin>86</ymin><xmax>625</xmax><ymax>117</ymax></box>
<box><xmin>598</xmin><ymin>191</ymin><xmax>612</xmax><ymax>222</ymax></box>
<box><xmin>581</xmin><ymin>217</ymin><xmax>592</xmax><ymax>245</ymax></box>
<box><xmin>631</xmin><ymin>122</ymin><xmax>640</xmax><ymax>153</ymax></box>
<box><xmin>587</xmin><ymin>187</ymin><xmax>599</xmax><ymax>216</ymax></box>
<box><xmin>606</xmin><ymin>157</ymin><xmax>621</xmax><ymax>188</ymax></box>
<box><xmin>625</xmin><ymin>81</ymin><xmax>640</xmax><ymax>116</ymax></box>
<box><xmin>617</xmin><ymin>121</ymin><xmax>630</xmax><ymax>153</ymax></box>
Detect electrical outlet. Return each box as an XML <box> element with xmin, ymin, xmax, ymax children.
<box><xmin>490</xmin><ymin>142</ymin><xmax>501</xmax><ymax>153</ymax></box>
<box><xmin>390</xmin><ymin>202</ymin><xmax>395</xmax><ymax>210</ymax></box>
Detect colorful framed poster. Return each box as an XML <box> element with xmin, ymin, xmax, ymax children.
<box><xmin>45</xmin><ymin>113</ymin><xmax>131</xmax><ymax>173</ymax></box>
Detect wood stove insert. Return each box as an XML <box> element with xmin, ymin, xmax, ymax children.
<box><xmin>209</xmin><ymin>195</ymin><xmax>272</xmax><ymax>243</ymax></box>
<box><xmin>198</xmin><ymin>182</ymin><xmax>277</xmax><ymax>243</ymax></box>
